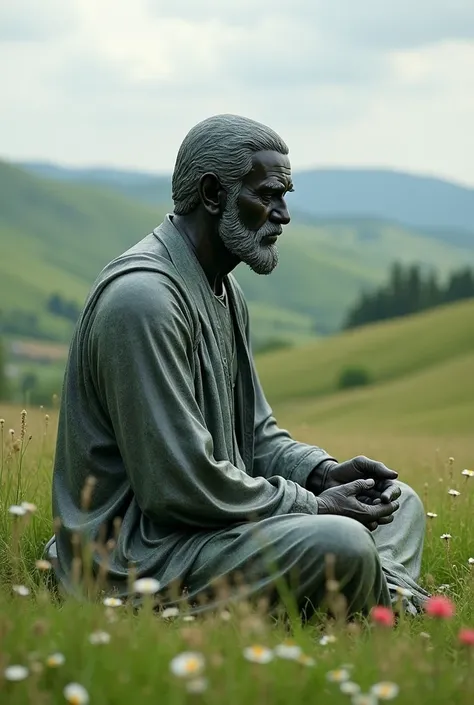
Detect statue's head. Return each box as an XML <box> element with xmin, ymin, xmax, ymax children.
<box><xmin>172</xmin><ymin>114</ymin><xmax>293</xmax><ymax>275</ymax></box>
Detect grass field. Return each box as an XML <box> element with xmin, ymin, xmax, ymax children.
<box><xmin>0</xmin><ymin>395</ymin><xmax>473</xmax><ymax>704</ymax></box>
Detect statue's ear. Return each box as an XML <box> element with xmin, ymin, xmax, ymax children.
<box><xmin>198</xmin><ymin>173</ymin><xmax>227</xmax><ymax>216</ymax></box>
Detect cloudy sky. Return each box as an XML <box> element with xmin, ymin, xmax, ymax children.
<box><xmin>1</xmin><ymin>0</ymin><xmax>474</xmax><ymax>185</ymax></box>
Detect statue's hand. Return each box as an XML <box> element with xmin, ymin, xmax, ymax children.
<box><xmin>324</xmin><ymin>456</ymin><xmax>401</xmax><ymax>504</ymax></box>
<box><xmin>316</xmin><ymin>479</ymin><xmax>400</xmax><ymax>531</ymax></box>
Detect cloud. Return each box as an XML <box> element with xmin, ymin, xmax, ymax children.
<box><xmin>0</xmin><ymin>0</ymin><xmax>473</xmax><ymax>186</ymax></box>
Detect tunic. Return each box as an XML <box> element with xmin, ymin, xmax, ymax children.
<box><xmin>51</xmin><ymin>214</ymin><xmax>336</xmax><ymax>605</ymax></box>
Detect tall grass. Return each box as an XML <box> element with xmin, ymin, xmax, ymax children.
<box><xmin>0</xmin><ymin>404</ymin><xmax>473</xmax><ymax>705</ymax></box>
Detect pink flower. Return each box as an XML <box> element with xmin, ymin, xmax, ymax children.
<box><xmin>425</xmin><ymin>595</ymin><xmax>455</xmax><ymax>619</ymax></box>
<box><xmin>458</xmin><ymin>628</ymin><xmax>474</xmax><ymax>646</ymax></box>
<box><xmin>370</xmin><ymin>606</ymin><xmax>395</xmax><ymax>627</ymax></box>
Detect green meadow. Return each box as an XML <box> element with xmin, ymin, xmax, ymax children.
<box><xmin>1</xmin><ymin>299</ymin><xmax>473</xmax><ymax>704</ymax></box>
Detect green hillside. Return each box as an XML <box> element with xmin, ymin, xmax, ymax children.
<box><xmin>256</xmin><ymin>299</ymin><xmax>474</xmax><ymax>434</ymax></box>
<box><xmin>2</xmin><ymin>160</ymin><xmax>474</xmax><ymax>346</ymax></box>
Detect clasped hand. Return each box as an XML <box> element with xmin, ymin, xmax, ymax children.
<box><xmin>315</xmin><ymin>455</ymin><xmax>402</xmax><ymax>531</ymax></box>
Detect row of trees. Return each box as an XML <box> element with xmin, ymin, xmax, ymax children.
<box><xmin>344</xmin><ymin>263</ymin><xmax>474</xmax><ymax>329</ymax></box>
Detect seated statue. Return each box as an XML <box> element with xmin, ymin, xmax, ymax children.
<box><xmin>48</xmin><ymin>114</ymin><xmax>429</xmax><ymax>618</ymax></box>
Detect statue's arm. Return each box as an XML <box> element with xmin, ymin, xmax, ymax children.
<box><xmin>89</xmin><ymin>272</ymin><xmax>321</xmax><ymax>528</ymax></box>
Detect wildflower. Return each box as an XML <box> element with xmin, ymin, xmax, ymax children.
<box><xmin>419</xmin><ymin>632</ymin><xmax>431</xmax><ymax>639</ymax></box>
<box><xmin>319</xmin><ymin>634</ymin><xmax>337</xmax><ymax>645</ymax></box>
<box><xmin>448</xmin><ymin>489</ymin><xmax>460</xmax><ymax>497</ymax></box>
<box><xmin>395</xmin><ymin>587</ymin><xmax>412</xmax><ymax>598</ymax></box>
<box><xmin>63</xmin><ymin>682</ymin><xmax>89</xmax><ymax>705</ymax></box>
<box><xmin>88</xmin><ymin>631</ymin><xmax>111</xmax><ymax>645</ymax></box>
<box><xmin>170</xmin><ymin>652</ymin><xmax>205</xmax><ymax>677</ymax></box>
<box><xmin>437</xmin><ymin>584</ymin><xmax>451</xmax><ymax>592</ymax></box>
<box><xmin>12</xmin><ymin>584</ymin><xmax>30</xmax><ymax>597</ymax></box>
<box><xmin>8</xmin><ymin>505</ymin><xmax>27</xmax><ymax>517</ymax></box>
<box><xmin>132</xmin><ymin>578</ymin><xmax>160</xmax><ymax>595</ymax></box>
<box><xmin>371</xmin><ymin>682</ymin><xmax>399</xmax><ymax>700</ymax></box>
<box><xmin>458</xmin><ymin>628</ymin><xmax>474</xmax><ymax>646</ymax></box>
<box><xmin>352</xmin><ymin>695</ymin><xmax>377</xmax><ymax>705</ymax></box>
<box><xmin>468</xmin><ymin>558</ymin><xmax>474</xmax><ymax>565</ymax></box>
<box><xmin>35</xmin><ymin>559</ymin><xmax>52</xmax><ymax>571</ymax></box>
<box><xmin>298</xmin><ymin>654</ymin><xmax>316</xmax><ymax>667</ymax></box>
<box><xmin>161</xmin><ymin>607</ymin><xmax>180</xmax><ymax>619</ymax></box>
<box><xmin>340</xmin><ymin>681</ymin><xmax>361</xmax><ymax>695</ymax></box>
<box><xmin>426</xmin><ymin>512</ymin><xmax>437</xmax><ymax>518</ymax></box>
<box><xmin>4</xmin><ymin>665</ymin><xmax>29</xmax><ymax>681</ymax></box>
<box><xmin>370</xmin><ymin>605</ymin><xmax>395</xmax><ymax>627</ymax></box>
<box><xmin>425</xmin><ymin>595</ymin><xmax>455</xmax><ymax>619</ymax></box>
<box><xmin>182</xmin><ymin>615</ymin><xmax>196</xmax><ymax>622</ymax></box>
<box><xmin>462</xmin><ymin>469</ymin><xmax>474</xmax><ymax>478</ymax></box>
<box><xmin>46</xmin><ymin>653</ymin><xmax>65</xmax><ymax>668</ymax></box>
<box><xmin>186</xmin><ymin>678</ymin><xmax>208</xmax><ymax>694</ymax></box>
<box><xmin>220</xmin><ymin>610</ymin><xmax>231</xmax><ymax>621</ymax></box>
<box><xmin>21</xmin><ymin>502</ymin><xmax>37</xmax><ymax>513</ymax></box>
<box><xmin>440</xmin><ymin>534</ymin><xmax>452</xmax><ymax>541</ymax></box>
<box><xmin>327</xmin><ymin>668</ymin><xmax>351</xmax><ymax>683</ymax></box>
<box><xmin>103</xmin><ymin>597</ymin><xmax>123</xmax><ymax>607</ymax></box>
<box><xmin>274</xmin><ymin>640</ymin><xmax>302</xmax><ymax>660</ymax></box>
<box><xmin>243</xmin><ymin>645</ymin><xmax>274</xmax><ymax>664</ymax></box>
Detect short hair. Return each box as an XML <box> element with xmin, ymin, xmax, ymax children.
<box><xmin>171</xmin><ymin>114</ymin><xmax>289</xmax><ymax>215</ymax></box>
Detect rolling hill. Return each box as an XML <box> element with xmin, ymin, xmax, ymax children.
<box><xmin>256</xmin><ymin>298</ymin><xmax>474</xmax><ymax>435</ymax></box>
<box><xmin>2</xmin><ymin>160</ymin><xmax>474</xmax><ymax>347</ymax></box>
<box><xmin>22</xmin><ymin>162</ymin><xmax>474</xmax><ymax>237</ymax></box>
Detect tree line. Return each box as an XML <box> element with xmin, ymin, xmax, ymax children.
<box><xmin>344</xmin><ymin>262</ymin><xmax>474</xmax><ymax>330</ymax></box>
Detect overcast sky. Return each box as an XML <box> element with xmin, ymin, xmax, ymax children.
<box><xmin>1</xmin><ymin>0</ymin><xmax>474</xmax><ymax>185</ymax></box>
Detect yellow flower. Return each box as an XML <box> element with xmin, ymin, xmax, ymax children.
<box><xmin>46</xmin><ymin>653</ymin><xmax>65</xmax><ymax>668</ymax></box>
<box><xmin>103</xmin><ymin>597</ymin><xmax>123</xmax><ymax>607</ymax></box>
<box><xmin>327</xmin><ymin>669</ymin><xmax>351</xmax><ymax>683</ymax></box>
<box><xmin>371</xmin><ymin>682</ymin><xmax>400</xmax><ymax>700</ymax></box>
<box><xmin>63</xmin><ymin>682</ymin><xmax>89</xmax><ymax>705</ymax></box>
<box><xmin>35</xmin><ymin>559</ymin><xmax>52</xmax><ymax>571</ymax></box>
<box><xmin>170</xmin><ymin>652</ymin><xmax>205</xmax><ymax>678</ymax></box>
<box><xmin>243</xmin><ymin>645</ymin><xmax>274</xmax><ymax>664</ymax></box>
<box><xmin>4</xmin><ymin>665</ymin><xmax>29</xmax><ymax>681</ymax></box>
<box><xmin>132</xmin><ymin>578</ymin><xmax>160</xmax><ymax>595</ymax></box>
<box><xmin>274</xmin><ymin>640</ymin><xmax>302</xmax><ymax>660</ymax></box>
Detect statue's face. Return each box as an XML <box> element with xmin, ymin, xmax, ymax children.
<box><xmin>218</xmin><ymin>150</ymin><xmax>293</xmax><ymax>275</ymax></box>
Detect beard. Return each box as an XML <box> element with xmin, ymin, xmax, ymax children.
<box><xmin>218</xmin><ymin>191</ymin><xmax>282</xmax><ymax>275</ymax></box>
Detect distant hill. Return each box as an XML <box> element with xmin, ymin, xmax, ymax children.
<box><xmin>21</xmin><ymin>162</ymin><xmax>474</xmax><ymax>237</ymax></box>
<box><xmin>2</xmin><ymin>160</ymin><xmax>474</xmax><ymax>346</ymax></box>
<box><xmin>257</xmin><ymin>298</ymin><xmax>474</xmax><ymax>436</ymax></box>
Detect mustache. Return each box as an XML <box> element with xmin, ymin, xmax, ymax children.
<box><xmin>258</xmin><ymin>223</ymin><xmax>283</xmax><ymax>240</ymax></box>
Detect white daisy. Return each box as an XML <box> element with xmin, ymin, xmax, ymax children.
<box><xmin>437</xmin><ymin>584</ymin><xmax>452</xmax><ymax>591</ymax></box>
<box><xmin>4</xmin><ymin>665</ymin><xmax>29</xmax><ymax>681</ymax></box>
<box><xmin>46</xmin><ymin>653</ymin><xmax>65</xmax><ymax>668</ymax></box>
<box><xmin>298</xmin><ymin>654</ymin><xmax>316</xmax><ymax>667</ymax></box>
<box><xmin>274</xmin><ymin>641</ymin><xmax>303</xmax><ymax>660</ymax></box>
<box><xmin>21</xmin><ymin>502</ymin><xmax>37</xmax><ymax>513</ymax></box>
<box><xmin>103</xmin><ymin>597</ymin><xmax>123</xmax><ymax>607</ymax></box>
<box><xmin>448</xmin><ymin>489</ymin><xmax>460</xmax><ymax>497</ymax></box>
<box><xmin>132</xmin><ymin>578</ymin><xmax>160</xmax><ymax>595</ymax></box>
<box><xmin>220</xmin><ymin>610</ymin><xmax>231</xmax><ymax>621</ymax></box>
<box><xmin>243</xmin><ymin>645</ymin><xmax>274</xmax><ymax>664</ymax></box>
<box><xmin>440</xmin><ymin>534</ymin><xmax>452</xmax><ymax>541</ymax></box>
<box><xmin>161</xmin><ymin>607</ymin><xmax>180</xmax><ymax>619</ymax></box>
<box><xmin>327</xmin><ymin>669</ymin><xmax>351</xmax><ymax>683</ymax></box>
<box><xmin>88</xmin><ymin>631</ymin><xmax>111</xmax><ymax>645</ymax></box>
<box><xmin>186</xmin><ymin>677</ymin><xmax>208</xmax><ymax>694</ymax></box>
<box><xmin>340</xmin><ymin>681</ymin><xmax>361</xmax><ymax>695</ymax></box>
<box><xmin>462</xmin><ymin>469</ymin><xmax>474</xmax><ymax>478</ymax></box>
<box><xmin>12</xmin><ymin>584</ymin><xmax>30</xmax><ymax>597</ymax></box>
<box><xmin>319</xmin><ymin>634</ymin><xmax>337</xmax><ymax>646</ymax></box>
<box><xmin>170</xmin><ymin>652</ymin><xmax>205</xmax><ymax>678</ymax></box>
<box><xmin>8</xmin><ymin>505</ymin><xmax>27</xmax><ymax>517</ymax></box>
<box><xmin>371</xmin><ymin>681</ymin><xmax>400</xmax><ymax>700</ymax></box>
<box><xmin>468</xmin><ymin>557</ymin><xmax>474</xmax><ymax>565</ymax></box>
<box><xmin>352</xmin><ymin>695</ymin><xmax>377</xmax><ymax>705</ymax></box>
<box><xmin>182</xmin><ymin>615</ymin><xmax>196</xmax><ymax>622</ymax></box>
<box><xmin>63</xmin><ymin>682</ymin><xmax>89</xmax><ymax>705</ymax></box>
<box><xmin>426</xmin><ymin>512</ymin><xmax>438</xmax><ymax>518</ymax></box>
